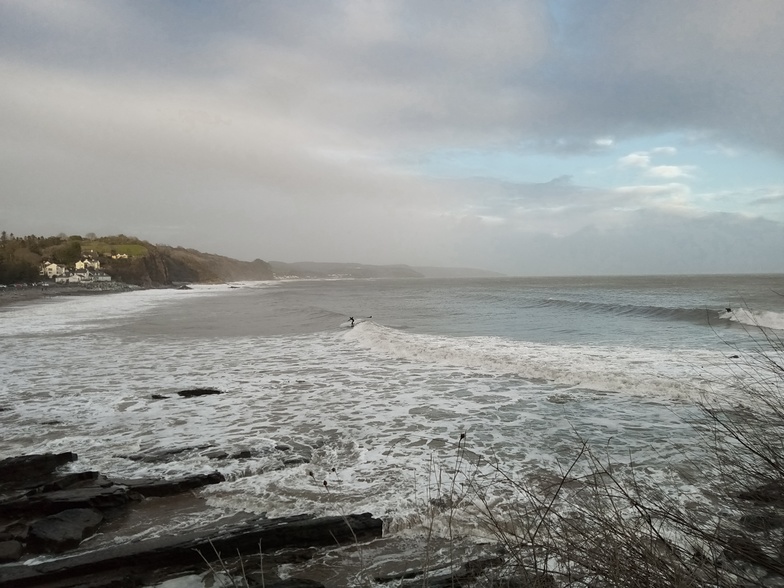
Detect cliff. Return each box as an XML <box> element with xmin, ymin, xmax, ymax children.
<box><xmin>101</xmin><ymin>244</ymin><xmax>274</xmax><ymax>287</ymax></box>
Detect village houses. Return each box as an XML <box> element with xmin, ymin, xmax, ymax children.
<box><xmin>40</xmin><ymin>255</ymin><xmax>112</xmax><ymax>284</ymax></box>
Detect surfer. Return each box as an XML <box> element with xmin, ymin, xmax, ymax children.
<box><xmin>349</xmin><ymin>317</ymin><xmax>354</xmax><ymax>327</ymax></box>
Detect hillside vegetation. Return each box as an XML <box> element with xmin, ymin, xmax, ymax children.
<box><xmin>0</xmin><ymin>232</ymin><xmax>274</xmax><ymax>287</ymax></box>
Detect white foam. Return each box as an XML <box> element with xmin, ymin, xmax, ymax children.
<box><xmin>344</xmin><ymin>322</ymin><xmax>727</xmax><ymax>400</ymax></box>
<box><xmin>0</xmin><ymin>289</ymin><xmax>760</xmax><ymax>545</ymax></box>
<box><xmin>0</xmin><ymin>286</ymin><xmax>228</xmax><ymax>337</ymax></box>
<box><xmin>724</xmin><ymin>307</ymin><xmax>784</xmax><ymax>332</ymax></box>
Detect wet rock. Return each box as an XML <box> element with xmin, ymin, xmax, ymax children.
<box><xmin>0</xmin><ymin>520</ymin><xmax>28</xmax><ymax>542</ymax></box>
<box><xmin>0</xmin><ymin>453</ymin><xmax>78</xmax><ymax>492</ymax></box>
<box><xmin>394</xmin><ymin>555</ymin><xmax>505</xmax><ymax>588</ymax></box>
<box><xmin>0</xmin><ymin>513</ymin><xmax>383</xmax><ymax>588</ymax></box>
<box><xmin>0</xmin><ymin>484</ymin><xmax>133</xmax><ymax>519</ymax></box>
<box><xmin>0</xmin><ymin>540</ymin><xmax>22</xmax><ymax>563</ymax></box>
<box><xmin>126</xmin><ymin>444</ymin><xmax>213</xmax><ymax>462</ymax></box>
<box><xmin>112</xmin><ymin>472</ymin><xmax>225</xmax><ymax>498</ymax></box>
<box><xmin>203</xmin><ymin>449</ymin><xmax>229</xmax><ymax>460</ymax></box>
<box><xmin>27</xmin><ymin>508</ymin><xmax>104</xmax><ymax>554</ymax></box>
<box><xmin>26</xmin><ymin>471</ymin><xmax>104</xmax><ymax>494</ymax></box>
<box><xmin>177</xmin><ymin>388</ymin><xmax>223</xmax><ymax>398</ymax></box>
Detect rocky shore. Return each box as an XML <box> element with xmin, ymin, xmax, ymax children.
<box><xmin>0</xmin><ymin>451</ymin><xmax>384</xmax><ymax>587</ymax></box>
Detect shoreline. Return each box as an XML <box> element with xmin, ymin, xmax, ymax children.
<box><xmin>0</xmin><ymin>283</ymin><xmax>139</xmax><ymax>309</ymax></box>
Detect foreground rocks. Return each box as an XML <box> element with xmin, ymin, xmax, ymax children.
<box><xmin>0</xmin><ymin>452</ymin><xmax>383</xmax><ymax>587</ymax></box>
<box><xmin>0</xmin><ymin>512</ymin><xmax>382</xmax><ymax>587</ymax></box>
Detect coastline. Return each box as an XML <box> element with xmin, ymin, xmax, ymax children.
<box><xmin>0</xmin><ymin>283</ymin><xmax>138</xmax><ymax>309</ymax></box>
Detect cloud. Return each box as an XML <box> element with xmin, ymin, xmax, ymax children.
<box><xmin>0</xmin><ymin>1</ymin><xmax>782</xmax><ymax>275</ymax></box>
<box><xmin>646</xmin><ymin>165</ymin><xmax>694</xmax><ymax>179</ymax></box>
<box><xmin>618</xmin><ymin>150</ymin><xmax>695</xmax><ymax>180</ymax></box>
<box><xmin>619</xmin><ymin>153</ymin><xmax>651</xmax><ymax>168</ymax></box>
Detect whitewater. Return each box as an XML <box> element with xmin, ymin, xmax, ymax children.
<box><xmin>1</xmin><ymin>274</ymin><xmax>783</xmax><ymax>575</ymax></box>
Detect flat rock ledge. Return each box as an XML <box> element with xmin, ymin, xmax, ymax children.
<box><xmin>0</xmin><ymin>452</ymin><xmax>383</xmax><ymax>587</ymax></box>
<box><xmin>0</xmin><ymin>512</ymin><xmax>382</xmax><ymax>588</ymax></box>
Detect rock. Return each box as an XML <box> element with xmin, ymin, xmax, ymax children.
<box><xmin>177</xmin><ymin>388</ymin><xmax>223</xmax><ymax>398</ymax></box>
<box><xmin>26</xmin><ymin>471</ymin><xmax>104</xmax><ymax>494</ymax></box>
<box><xmin>0</xmin><ymin>484</ymin><xmax>134</xmax><ymax>518</ymax></box>
<box><xmin>1</xmin><ymin>470</ymin><xmax>225</xmax><ymax>521</ymax></box>
<box><xmin>0</xmin><ymin>540</ymin><xmax>22</xmax><ymax>563</ymax></box>
<box><xmin>203</xmin><ymin>449</ymin><xmax>229</xmax><ymax>460</ymax></box>
<box><xmin>395</xmin><ymin>555</ymin><xmax>506</xmax><ymax>588</ymax></box>
<box><xmin>27</xmin><ymin>508</ymin><xmax>104</xmax><ymax>554</ymax></box>
<box><xmin>0</xmin><ymin>521</ymin><xmax>28</xmax><ymax>542</ymax></box>
<box><xmin>0</xmin><ymin>513</ymin><xmax>383</xmax><ymax>587</ymax></box>
<box><xmin>0</xmin><ymin>453</ymin><xmax>78</xmax><ymax>491</ymax></box>
<box><xmin>113</xmin><ymin>472</ymin><xmax>225</xmax><ymax>498</ymax></box>
<box><xmin>125</xmin><ymin>444</ymin><xmax>213</xmax><ymax>462</ymax></box>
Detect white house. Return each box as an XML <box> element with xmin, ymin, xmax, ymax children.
<box><xmin>41</xmin><ymin>262</ymin><xmax>66</xmax><ymax>279</ymax></box>
<box><xmin>75</xmin><ymin>258</ymin><xmax>101</xmax><ymax>270</ymax></box>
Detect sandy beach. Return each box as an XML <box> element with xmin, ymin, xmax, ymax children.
<box><xmin>0</xmin><ymin>283</ymin><xmax>137</xmax><ymax>308</ymax></box>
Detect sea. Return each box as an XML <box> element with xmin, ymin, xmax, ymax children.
<box><xmin>2</xmin><ymin>274</ymin><xmax>783</xmax><ymax>584</ymax></box>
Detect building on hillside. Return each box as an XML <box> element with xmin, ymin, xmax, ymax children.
<box><xmin>111</xmin><ymin>253</ymin><xmax>129</xmax><ymax>259</ymax></box>
<box><xmin>39</xmin><ymin>259</ymin><xmax>112</xmax><ymax>284</ymax></box>
<box><xmin>41</xmin><ymin>262</ymin><xmax>67</xmax><ymax>279</ymax></box>
<box><xmin>75</xmin><ymin>258</ymin><xmax>101</xmax><ymax>270</ymax></box>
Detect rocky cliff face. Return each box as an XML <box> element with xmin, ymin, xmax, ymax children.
<box><xmin>102</xmin><ymin>250</ymin><xmax>170</xmax><ymax>287</ymax></box>
<box><xmin>157</xmin><ymin>246</ymin><xmax>274</xmax><ymax>284</ymax></box>
<box><xmin>102</xmin><ymin>244</ymin><xmax>274</xmax><ymax>287</ymax></box>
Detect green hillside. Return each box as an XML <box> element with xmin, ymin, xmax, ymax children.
<box><xmin>0</xmin><ymin>232</ymin><xmax>274</xmax><ymax>287</ymax></box>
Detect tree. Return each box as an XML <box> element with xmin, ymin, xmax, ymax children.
<box><xmin>52</xmin><ymin>240</ymin><xmax>82</xmax><ymax>265</ymax></box>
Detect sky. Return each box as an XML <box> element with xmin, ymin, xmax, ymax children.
<box><xmin>1</xmin><ymin>0</ymin><xmax>783</xmax><ymax>276</ymax></box>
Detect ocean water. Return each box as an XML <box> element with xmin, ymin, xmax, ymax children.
<box><xmin>1</xmin><ymin>274</ymin><xmax>783</xmax><ymax>576</ymax></box>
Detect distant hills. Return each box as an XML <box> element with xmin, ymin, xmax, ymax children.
<box><xmin>269</xmin><ymin>261</ymin><xmax>503</xmax><ymax>280</ymax></box>
<box><xmin>269</xmin><ymin>261</ymin><xmax>420</xmax><ymax>279</ymax></box>
<box><xmin>412</xmin><ymin>266</ymin><xmax>506</xmax><ymax>279</ymax></box>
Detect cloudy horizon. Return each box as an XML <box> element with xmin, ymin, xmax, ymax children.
<box><xmin>1</xmin><ymin>1</ymin><xmax>782</xmax><ymax>276</ymax></box>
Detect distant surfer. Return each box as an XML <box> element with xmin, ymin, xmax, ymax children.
<box><xmin>725</xmin><ymin>307</ymin><xmax>732</xmax><ymax>313</ymax></box>
<box><xmin>349</xmin><ymin>317</ymin><xmax>354</xmax><ymax>327</ymax></box>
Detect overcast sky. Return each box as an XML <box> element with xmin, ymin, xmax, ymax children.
<box><xmin>1</xmin><ymin>1</ymin><xmax>783</xmax><ymax>276</ymax></box>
